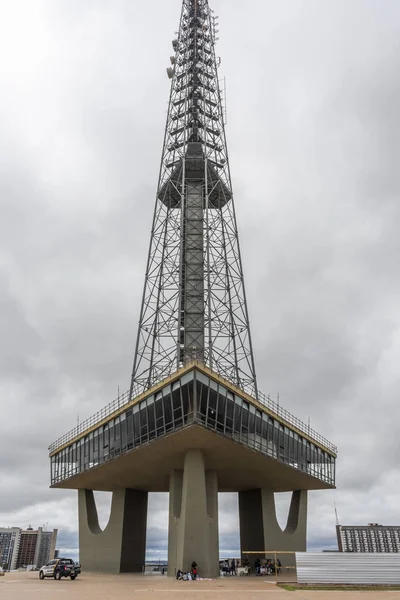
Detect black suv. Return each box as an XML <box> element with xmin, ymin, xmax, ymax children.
<box><xmin>39</xmin><ymin>558</ymin><xmax>81</xmax><ymax>580</ymax></box>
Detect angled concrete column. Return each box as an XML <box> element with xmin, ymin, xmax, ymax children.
<box><xmin>167</xmin><ymin>450</ymin><xmax>219</xmax><ymax>578</ymax></box>
<box><xmin>79</xmin><ymin>488</ymin><xmax>148</xmax><ymax>573</ymax></box>
<box><xmin>239</xmin><ymin>489</ymin><xmax>308</xmax><ymax>564</ymax></box>
<box><xmin>262</xmin><ymin>489</ymin><xmax>307</xmax><ymax>551</ymax></box>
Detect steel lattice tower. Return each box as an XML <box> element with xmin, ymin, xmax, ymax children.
<box><xmin>130</xmin><ymin>0</ymin><xmax>258</xmax><ymax>399</ymax></box>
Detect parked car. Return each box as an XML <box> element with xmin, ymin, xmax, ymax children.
<box><xmin>39</xmin><ymin>558</ymin><xmax>81</xmax><ymax>580</ymax></box>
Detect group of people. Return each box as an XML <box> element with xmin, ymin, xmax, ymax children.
<box><xmin>176</xmin><ymin>557</ymin><xmax>282</xmax><ymax>580</ymax></box>
<box><xmin>220</xmin><ymin>559</ymin><xmax>237</xmax><ymax>575</ymax></box>
<box><xmin>176</xmin><ymin>561</ymin><xmax>198</xmax><ymax>581</ymax></box>
<box><xmin>254</xmin><ymin>558</ymin><xmax>282</xmax><ymax>576</ymax></box>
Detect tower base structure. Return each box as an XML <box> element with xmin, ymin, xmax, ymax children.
<box><xmin>78</xmin><ymin>488</ymin><xmax>148</xmax><ymax>573</ymax></box>
<box><xmin>168</xmin><ymin>449</ymin><xmax>219</xmax><ymax>578</ymax></box>
<box><xmin>239</xmin><ymin>489</ymin><xmax>308</xmax><ymax>565</ymax></box>
<box><xmin>51</xmin><ymin>364</ymin><xmax>336</xmax><ymax>575</ymax></box>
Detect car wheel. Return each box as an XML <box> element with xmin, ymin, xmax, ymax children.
<box><xmin>54</xmin><ymin>571</ymin><xmax>62</xmax><ymax>580</ymax></box>
<box><xmin>39</xmin><ymin>571</ymin><xmax>45</xmax><ymax>580</ymax></box>
<box><xmin>70</xmin><ymin>575</ymin><xmax>76</xmax><ymax>580</ymax></box>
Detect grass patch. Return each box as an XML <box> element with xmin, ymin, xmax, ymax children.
<box><xmin>279</xmin><ymin>584</ymin><xmax>297</xmax><ymax>591</ymax></box>
<box><xmin>278</xmin><ymin>583</ymin><xmax>400</xmax><ymax>591</ymax></box>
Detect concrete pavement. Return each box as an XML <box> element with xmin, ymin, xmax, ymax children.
<box><xmin>1</xmin><ymin>572</ymin><xmax>400</xmax><ymax>600</ymax></box>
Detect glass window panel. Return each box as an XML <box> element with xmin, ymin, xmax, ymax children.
<box><xmin>147</xmin><ymin>400</ymin><xmax>156</xmax><ymax>440</ymax></box>
<box><xmin>225</xmin><ymin>395</ymin><xmax>234</xmax><ymax>435</ymax></box>
<box><xmin>207</xmin><ymin>388</ymin><xmax>217</xmax><ymax>429</ymax></box>
<box><xmin>140</xmin><ymin>404</ymin><xmax>148</xmax><ymax>443</ymax></box>
<box><xmin>115</xmin><ymin>419</ymin><xmax>121</xmax><ymax>442</ymax></box>
<box><xmin>181</xmin><ymin>383</ymin><xmax>191</xmax><ymax>421</ymax></box>
<box><xmin>121</xmin><ymin>415</ymin><xmax>127</xmax><ymax>448</ymax></box>
<box><xmin>216</xmin><ymin>389</ymin><xmax>226</xmax><ymax>433</ymax></box>
<box><xmin>233</xmin><ymin>401</ymin><xmax>241</xmax><ymax>435</ymax></box>
<box><xmin>199</xmin><ymin>381</ymin><xmax>208</xmax><ymax>420</ymax></box>
<box><xmin>261</xmin><ymin>416</ymin><xmax>268</xmax><ymax>442</ymax></box>
<box><xmin>196</xmin><ymin>372</ymin><xmax>209</xmax><ymax>385</ymax></box>
<box><xmin>210</xmin><ymin>379</ymin><xmax>219</xmax><ymax>392</ymax></box>
<box><xmin>126</xmin><ymin>409</ymin><xmax>133</xmax><ymax>442</ymax></box>
<box><xmin>155</xmin><ymin>401</ymin><xmax>165</xmax><ymax>436</ymax></box>
<box><xmin>109</xmin><ymin>423</ymin><xmax>115</xmax><ymax>450</ymax></box>
<box><xmin>133</xmin><ymin>409</ymin><xmax>141</xmax><ymax>445</ymax></box>
<box><xmin>155</xmin><ymin>397</ymin><xmax>163</xmax><ymax>419</ymax></box>
<box><xmin>163</xmin><ymin>393</ymin><xmax>173</xmax><ymax>431</ymax></box>
<box><xmin>248</xmin><ymin>408</ymin><xmax>255</xmax><ymax>444</ymax></box>
<box><xmin>172</xmin><ymin>387</ymin><xmax>183</xmax><ymax>428</ymax></box>
<box><xmin>241</xmin><ymin>402</ymin><xmax>249</xmax><ymax>440</ymax></box>
<box><xmin>181</xmin><ymin>372</ymin><xmax>194</xmax><ymax>386</ymax></box>
<box><xmin>255</xmin><ymin>411</ymin><xmax>262</xmax><ymax>438</ymax></box>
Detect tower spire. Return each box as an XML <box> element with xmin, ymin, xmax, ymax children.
<box><xmin>130</xmin><ymin>0</ymin><xmax>258</xmax><ymax>398</ymax></box>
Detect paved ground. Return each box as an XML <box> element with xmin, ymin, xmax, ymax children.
<box><xmin>1</xmin><ymin>572</ymin><xmax>400</xmax><ymax>600</ymax></box>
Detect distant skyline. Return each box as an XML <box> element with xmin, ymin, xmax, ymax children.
<box><xmin>1</xmin><ymin>0</ymin><xmax>400</xmax><ymax>560</ymax></box>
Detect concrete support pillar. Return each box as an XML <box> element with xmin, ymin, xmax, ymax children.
<box><xmin>239</xmin><ymin>489</ymin><xmax>265</xmax><ymax>557</ymax></box>
<box><xmin>239</xmin><ymin>489</ymin><xmax>307</xmax><ymax>564</ymax></box>
<box><xmin>78</xmin><ymin>488</ymin><xmax>148</xmax><ymax>573</ymax></box>
<box><xmin>167</xmin><ymin>449</ymin><xmax>219</xmax><ymax>578</ymax></box>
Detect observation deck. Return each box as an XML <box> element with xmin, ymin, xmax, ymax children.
<box><xmin>49</xmin><ymin>362</ymin><xmax>336</xmax><ymax>492</ymax></box>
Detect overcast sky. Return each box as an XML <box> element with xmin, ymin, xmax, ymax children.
<box><xmin>1</xmin><ymin>0</ymin><xmax>400</xmax><ymax>561</ymax></box>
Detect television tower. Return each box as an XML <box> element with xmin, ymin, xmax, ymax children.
<box><xmin>130</xmin><ymin>0</ymin><xmax>258</xmax><ymax>398</ymax></box>
<box><xmin>49</xmin><ymin>0</ymin><xmax>337</xmax><ymax>579</ymax></box>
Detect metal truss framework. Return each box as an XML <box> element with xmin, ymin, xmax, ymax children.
<box><xmin>130</xmin><ymin>0</ymin><xmax>258</xmax><ymax>398</ymax></box>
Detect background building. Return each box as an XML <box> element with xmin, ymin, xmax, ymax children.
<box><xmin>0</xmin><ymin>528</ymin><xmax>21</xmax><ymax>570</ymax></box>
<box><xmin>0</xmin><ymin>526</ymin><xmax>57</xmax><ymax>569</ymax></box>
<box><xmin>35</xmin><ymin>528</ymin><xmax>58</xmax><ymax>569</ymax></box>
<box><xmin>337</xmin><ymin>524</ymin><xmax>400</xmax><ymax>553</ymax></box>
<box><xmin>16</xmin><ymin>527</ymin><xmax>38</xmax><ymax>568</ymax></box>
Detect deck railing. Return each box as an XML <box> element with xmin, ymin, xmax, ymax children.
<box><xmin>257</xmin><ymin>390</ymin><xmax>337</xmax><ymax>453</ymax></box>
<box><xmin>48</xmin><ymin>378</ymin><xmax>337</xmax><ymax>455</ymax></box>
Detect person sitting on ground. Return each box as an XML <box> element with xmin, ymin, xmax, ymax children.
<box><xmin>176</xmin><ymin>569</ymin><xmax>183</xmax><ymax>580</ymax></box>
<box><xmin>255</xmin><ymin>557</ymin><xmax>261</xmax><ymax>576</ymax></box>
<box><xmin>191</xmin><ymin>561</ymin><xmax>197</xmax><ymax>580</ymax></box>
